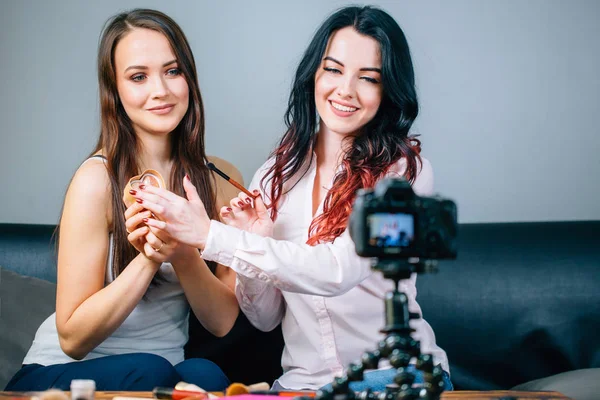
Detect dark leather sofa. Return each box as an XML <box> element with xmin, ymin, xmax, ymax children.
<box><xmin>1</xmin><ymin>221</ymin><xmax>598</xmax><ymax>394</ymax></box>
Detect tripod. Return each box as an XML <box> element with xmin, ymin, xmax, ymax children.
<box><xmin>312</xmin><ymin>259</ymin><xmax>446</xmax><ymax>400</ymax></box>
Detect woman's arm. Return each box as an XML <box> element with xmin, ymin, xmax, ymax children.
<box><xmin>164</xmin><ymin>156</ymin><xmax>245</xmax><ymax>337</ymax></box>
<box><xmin>236</xmin><ymin>274</ymin><xmax>285</xmax><ymax>332</ymax></box>
<box><xmin>136</xmin><ymin>159</ymin><xmax>434</xmax><ymax>298</ymax></box>
<box><xmin>56</xmin><ymin>160</ymin><xmax>161</xmax><ymax>360</ymax></box>
<box><xmin>168</xmin><ymin>248</ymin><xmax>239</xmax><ymax>337</ymax></box>
<box><xmin>213</xmin><ymin>158</ymin><xmax>284</xmax><ymax>331</ymax></box>
<box><xmin>202</xmin><ymin>221</ymin><xmax>370</xmax><ymax>297</ymax></box>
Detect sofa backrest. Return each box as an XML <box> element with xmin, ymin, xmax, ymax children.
<box><xmin>416</xmin><ymin>221</ymin><xmax>600</xmax><ymax>390</ymax></box>
<box><xmin>0</xmin><ymin>224</ymin><xmax>57</xmax><ymax>282</ymax></box>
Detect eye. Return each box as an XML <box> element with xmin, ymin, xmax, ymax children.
<box><xmin>324</xmin><ymin>67</ymin><xmax>342</xmax><ymax>74</ymax></box>
<box><xmin>361</xmin><ymin>76</ymin><xmax>380</xmax><ymax>84</ymax></box>
<box><xmin>166</xmin><ymin>68</ymin><xmax>181</xmax><ymax>76</ymax></box>
<box><xmin>131</xmin><ymin>74</ymin><xmax>146</xmax><ymax>82</ymax></box>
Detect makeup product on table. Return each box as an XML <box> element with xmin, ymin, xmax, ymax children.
<box><xmin>70</xmin><ymin>380</ymin><xmax>95</xmax><ymax>400</ymax></box>
<box><xmin>152</xmin><ymin>388</ymin><xmax>207</xmax><ymax>400</ymax></box>
<box><xmin>225</xmin><ymin>383</ymin><xmax>270</xmax><ymax>396</ymax></box>
<box><xmin>244</xmin><ymin>392</ymin><xmax>316</xmax><ymax>398</ymax></box>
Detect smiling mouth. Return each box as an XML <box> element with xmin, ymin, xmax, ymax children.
<box><xmin>148</xmin><ymin>104</ymin><xmax>175</xmax><ymax>111</ymax></box>
<box><xmin>330</xmin><ymin>101</ymin><xmax>358</xmax><ymax>113</ymax></box>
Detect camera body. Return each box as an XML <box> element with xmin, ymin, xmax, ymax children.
<box><xmin>349</xmin><ymin>178</ymin><xmax>457</xmax><ymax>260</ymax></box>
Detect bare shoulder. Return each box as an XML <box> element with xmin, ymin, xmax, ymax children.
<box><xmin>63</xmin><ymin>158</ymin><xmax>112</xmax><ymax>226</ymax></box>
<box><xmin>207</xmin><ymin>155</ymin><xmax>245</xmax><ymax>208</ymax></box>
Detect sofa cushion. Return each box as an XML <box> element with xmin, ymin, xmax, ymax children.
<box><xmin>0</xmin><ymin>266</ymin><xmax>56</xmax><ymax>389</ymax></box>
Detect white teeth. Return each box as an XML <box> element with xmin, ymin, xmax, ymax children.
<box><xmin>331</xmin><ymin>101</ymin><xmax>357</xmax><ymax>112</ymax></box>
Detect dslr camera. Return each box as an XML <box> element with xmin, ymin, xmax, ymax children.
<box><xmin>349</xmin><ymin>178</ymin><xmax>457</xmax><ymax>260</ymax></box>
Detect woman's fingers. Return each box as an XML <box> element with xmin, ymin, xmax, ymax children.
<box><xmin>144</xmin><ymin>241</ymin><xmax>162</xmax><ymax>257</ymax></box>
<box><xmin>238</xmin><ymin>191</ymin><xmax>253</xmax><ymax>205</ymax></box>
<box><xmin>148</xmin><ymin>225</ymin><xmax>171</xmax><ymax>244</ymax></box>
<box><xmin>137</xmin><ymin>184</ymin><xmax>181</xmax><ymax>202</ymax></box>
<box><xmin>131</xmin><ymin>175</ymin><xmax>212</xmax><ymax>249</ymax></box>
<box><xmin>230</xmin><ymin>196</ymin><xmax>247</xmax><ymax>210</ymax></box>
<box><xmin>219</xmin><ymin>205</ymin><xmax>235</xmax><ymax>224</ymax></box>
<box><xmin>124</xmin><ymin>201</ymin><xmax>145</xmax><ymax>220</ymax></box>
<box><xmin>127</xmin><ymin>225</ymin><xmax>149</xmax><ymax>242</ymax></box>
<box><xmin>145</xmin><ymin>230</ymin><xmax>163</xmax><ymax>251</ymax></box>
<box><xmin>253</xmin><ymin>194</ymin><xmax>269</xmax><ymax>219</ymax></box>
<box><xmin>133</xmin><ymin>198</ymin><xmax>166</xmax><ymax>220</ymax></box>
<box><xmin>183</xmin><ymin>174</ymin><xmax>202</xmax><ymax>204</ymax></box>
<box><xmin>144</xmin><ymin>217</ymin><xmax>167</xmax><ymax>231</ymax></box>
<box><xmin>125</xmin><ymin>210</ymin><xmax>152</xmax><ymax>234</ymax></box>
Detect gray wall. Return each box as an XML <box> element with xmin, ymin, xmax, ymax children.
<box><xmin>1</xmin><ymin>0</ymin><xmax>599</xmax><ymax>225</ymax></box>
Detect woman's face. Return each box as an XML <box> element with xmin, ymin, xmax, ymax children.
<box><xmin>314</xmin><ymin>26</ymin><xmax>383</xmax><ymax>138</ymax></box>
<box><xmin>114</xmin><ymin>28</ymin><xmax>189</xmax><ymax>137</ymax></box>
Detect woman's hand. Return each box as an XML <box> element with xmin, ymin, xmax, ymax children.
<box><xmin>220</xmin><ymin>190</ymin><xmax>274</xmax><ymax>237</ymax></box>
<box><xmin>143</xmin><ymin>226</ymin><xmax>198</xmax><ymax>265</ymax></box>
<box><xmin>131</xmin><ymin>175</ymin><xmax>211</xmax><ymax>249</ymax></box>
<box><xmin>124</xmin><ymin>202</ymin><xmax>152</xmax><ymax>254</ymax></box>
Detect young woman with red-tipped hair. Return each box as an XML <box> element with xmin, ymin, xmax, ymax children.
<box><xmin>132</xmin><ymin>6</ymin><xmax>452</xmax><ymax>392</ymax></box>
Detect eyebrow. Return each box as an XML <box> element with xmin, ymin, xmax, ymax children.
<box><xmin>124</xmin><ymin>59</ymin><xmax>178</xmax><ymax>73</ymax></box>
<box><xmin>323</xmin><ymin>56</ymin><xmax>381</xmax><ymax>73</ymax></box>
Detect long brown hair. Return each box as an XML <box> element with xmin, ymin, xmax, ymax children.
<box><xmin>262</xmin><ymin>6</ymin><xmax>422</xmax><ymax>245</ymax></box>
<box><xmin>93</xmin><ymin>9</ymin><xmax>217</xmax><ymax>277</ymax></box>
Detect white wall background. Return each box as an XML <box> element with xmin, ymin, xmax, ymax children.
<box><xmin>1</xmin><ymin>0</ymin><xmax>599</xmax><ymax>225</ymax></box>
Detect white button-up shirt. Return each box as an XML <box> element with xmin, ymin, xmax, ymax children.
<box><xmin>202</xmin><ymin>156</ymin><xmax>448</xmax><ymax>390</ymax></box>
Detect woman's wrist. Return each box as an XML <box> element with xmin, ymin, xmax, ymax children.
<box><xmin>195</xmin><ymin>218</ymin><xmax>212</xmax><ymax>250</ymax></box>
<box><xmin>170</xmin><ymin>245</ymin><xmax>201</xmax><ymax>269</ymax></box>
<box><xmin>136</xmin><ymin>252</ymin><xmax>162</xmax><ymax>271</ymax></box>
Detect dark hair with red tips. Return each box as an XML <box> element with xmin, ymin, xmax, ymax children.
<box><xmin>261</xmin><ymin>6</ymin><xmax>422</xmax><ymax>245</ymax></box>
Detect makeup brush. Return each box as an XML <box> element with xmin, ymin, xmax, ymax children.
<box><xmin>206</xmin><ymin>161</ymin><xmax>258</xmax><ymax>199</ymax></box>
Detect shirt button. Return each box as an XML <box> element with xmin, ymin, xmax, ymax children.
<box><xmin>258</xmin><ymin>272</ymin><xmax>269</xmax><ymax>282</ymax></box>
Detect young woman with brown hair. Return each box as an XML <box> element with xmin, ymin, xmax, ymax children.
<box><xmin>5</xmin><ymin>9</ymin><xmax>239</xmax><ymax>391</ymax></box>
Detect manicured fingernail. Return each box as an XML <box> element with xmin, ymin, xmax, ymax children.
<box><xmin>238</xmin><ymin>201</ymin><xmax>244</xmax><ymax>207</ymax></box>
<box><xmin>227</xmin><ymin>207</ymin><xmax>232</xmax><ymax>211</ymax></box>
<box><xmin>139</xmin><ymin>184</ymin><xmax>146</xmax><ymax>190</ymax></box>
<box><xmin>185</xmin><ymin>174</ymin><xmax>190</xmax><ymax>181</ymax></box>
<box><xmin>136</xmin><ymin>199</ymin><xmax>143</xmax><ymax>204</ymax></box>
<box><xmin>143</xmin><ymin>218</ymin><xmax>148</xmax><ymax>223</ymax></box>
<box><xmin>129</xmin><ymin>189</ymin><xmax>137</xmax><ymax>195</ymax></box>
<box><xmin>253</xmin><ymin>190</ymin><xmax>259</xmax><ymax>194</ymax></box>
<box><xmin>245</xmin><ymin>198</ymin><xmax>252</xmax><ymax>203</ymax></box>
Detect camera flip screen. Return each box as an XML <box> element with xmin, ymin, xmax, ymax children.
<box><xmin>367</xmin><ymin>212</ymin><xmax>415</xmax><ymax>249</ymax></box>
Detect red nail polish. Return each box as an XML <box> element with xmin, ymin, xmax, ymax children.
<box><xmin>129</xmin><ymin>189</ymin><xmax>137</xmax><ymax>195</ymax></box>
<box><xmin>143</xmin><ymin>218</ymin><xmax>148</xmax><ymax>223</ymax></box>
<box><xmin>238</xmin><ymin>201</ymin><xmax>244</xmax><ymax>207</ymax></box>
<box><xmin>245</xmin><ymin>198</ymin><xmax>252</xmax><ymax>203</ymax></box>
<box><xmin>185</xmin><ymin>174</ymin><xmax>190</xmax><ymax>181</ymax></box>
<box><xmin>139</xmin><ymin>184</ymin><xmax>146</xmax><ymax>190</ymax></box>
<box><xmin>227</xmin><ymin>207</ymin><xmax>232</xmax><ymax>212</ymax></box>
<box><xmin>136</xmin><ymin>199</ymin><xmax>143</xmax><ymax>204</ymax></box>
<box><xmin>253</xmin><ymin>190</ymin><xmax>259</xmax><ymax>194</ymax></box>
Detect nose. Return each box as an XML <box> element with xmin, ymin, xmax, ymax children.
<box><xmin>336</xmin><ymin>75</ymin><xmax>356</xmax><ymax>99</ymax></box>
<box><xmin>150</xmin><ymin>75</ymin><xmax>169</xmax><ymax>98</ymax></box>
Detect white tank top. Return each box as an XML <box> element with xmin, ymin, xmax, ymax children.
<box><xmin>23</xmin><ymin>157</ymin><xmax>189</xmax><ymax>366</ymax></box>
